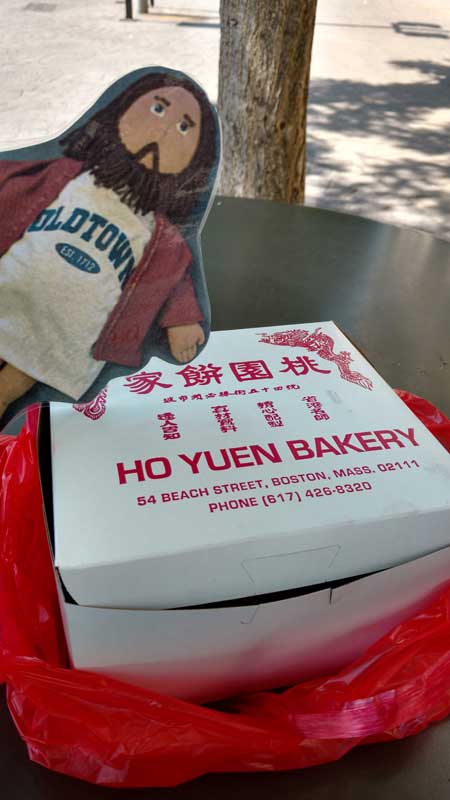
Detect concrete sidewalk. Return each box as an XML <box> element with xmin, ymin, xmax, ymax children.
<box><xmin>0</xmin><ymin>0</ymin><xmax>449</xmax><ymax>240</ymax></box>
<box><xmin>307</xmin><ymin>0</ymin><xmax>450</xmax><ymax>241</ymax></box>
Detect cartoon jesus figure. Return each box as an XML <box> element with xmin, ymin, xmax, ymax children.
<box><xmin>0</xmin><ymin>69</ymin><xmax>219</xmax><ymax>420</ymax></box>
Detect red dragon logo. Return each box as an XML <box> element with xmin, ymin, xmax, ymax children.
<box><xmin>259</xmin><ymin>327</ymin><xmax>373</xmax><ymax>390</ymax></box>
<box><xmin>73</xmin><ymin>387</ymin><xmax>108</xmax><ymax>420</ymax></box>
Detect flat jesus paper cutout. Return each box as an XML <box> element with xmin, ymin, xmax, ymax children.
<box><xmin>0</xmin><ymin>67</ymin><xmax>221</xmax><ymax>424</ymax></box>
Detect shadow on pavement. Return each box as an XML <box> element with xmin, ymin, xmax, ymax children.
<box><xmin>306</xmin><ymin>59</ymin><xmax>450</xmax><ymax>240</ymax></box>
<box><xmin>317</xmin><ymin>20</ymin><xmax>449</xmax><ymax>38</ymax></box>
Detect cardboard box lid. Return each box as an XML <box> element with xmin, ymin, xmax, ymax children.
<box><xmin>49</xmin><ymin>322</ymin><xmax>450</xmax><ymax>609</ymax></box>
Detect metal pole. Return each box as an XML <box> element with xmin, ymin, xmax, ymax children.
<box><xmin>125</xmin><ymin>0</ymin><xmax>133</xmax><ymax>19</ymax></box>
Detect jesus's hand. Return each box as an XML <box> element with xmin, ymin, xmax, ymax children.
<box><xmin>167</xmin><ymin>323</ymin><xmax>205</xmax><ymax>363</ymax></box>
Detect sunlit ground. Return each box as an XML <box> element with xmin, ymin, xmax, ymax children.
<box><xmin>0</xmin><ymin>0</ymin><xmax>449</xmax><ymax>239</ymax></box>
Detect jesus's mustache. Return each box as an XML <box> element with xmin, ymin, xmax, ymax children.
<box><xmin>132</xmin><ymin>141</ymin><xmax>160</xmax><ymax>172</ymax></box>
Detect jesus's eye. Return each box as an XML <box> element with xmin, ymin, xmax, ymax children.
<box><xmin>150</xmin><ymin>102</ymin><xmax>166</xmax><ymax>117</ymax></box>
<box><xmin>177</xmin><ymin>120</ymin><xmax>190</xmax><ymax>136</ymax></box>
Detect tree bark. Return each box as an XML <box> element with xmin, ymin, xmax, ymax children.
<box><xmin>218</xmin><ymin>0</ymin><xmax>318</xmax><ymax>204</ymax></box>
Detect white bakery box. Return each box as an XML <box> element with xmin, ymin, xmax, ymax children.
<box><xmin>39</xmin><ymin>322</ymin><xmax>450</xmax><ymax>703</ymax></box>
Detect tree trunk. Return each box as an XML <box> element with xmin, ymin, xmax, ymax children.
<box><xmin>218</xmin><ymin>0</ymin><xmax>317</xmax><ymax>204</ymax></box>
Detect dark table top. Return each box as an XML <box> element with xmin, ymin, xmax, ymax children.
<box><xmin>2</xmin><ymin>198</ymin><xmax>450</xmax><ymax>797</ymax></box>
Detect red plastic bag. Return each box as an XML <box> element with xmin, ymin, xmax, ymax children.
<box><xmin>1</xmin><ymin>393</ymin><xmax>450</xmax><ymax>788</ymax></box>
<box><xmin>395</xmin><ymin>390</ymin><xmax>450</xmax><ymax>452</ymax></box>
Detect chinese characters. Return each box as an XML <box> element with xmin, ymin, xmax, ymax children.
<box><xmin>211</xmin><ymin>406</ymin><xmax>237</xmax><ymax>433</ymax></box>
<box><xmin>157</xmin><ymin>412</ymin><xmax>181</xmax><ymax>440</ymax></box>
<box><xmin>124</xmin><ymin>371</ymin><xmax>172</xmax><ymax>394</ymax></box>
<box><xmin>302</xmin><ymin>395</ymin><xmax>330</xmax><ymax>421</ymax></box>
<box><xmin>124</xmin><ymin>355</ymin><xmax>332</xmax><ymax>398</ymax></box>
<box><xmin>258</xmin><ymin>400</ymin><xmax>284</xmax><ymax>428</ymax></box>
<box><xmin>211</xmin><ymin>405</ymin><xmax>237</xmax><ymax>433</ymax></box>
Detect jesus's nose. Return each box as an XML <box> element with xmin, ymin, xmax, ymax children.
<box><xmin>153</xmin><ymin>115</ymin><xmax>174</xmax><ymax>140</ymax></box>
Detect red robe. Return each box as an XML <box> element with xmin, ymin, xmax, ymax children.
<box><xmin>0</xmin><ymin>157</ymin><xmax>203</xmax><ymax>368</ymax></box>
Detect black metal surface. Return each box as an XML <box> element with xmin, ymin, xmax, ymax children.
<box><xmin>125</xmin><ymin>0</ymin><xmax>133</xmax><ymax>20</ymax></box>
<box><xmin>2</xmin><ymin>198</ymin><xmax>450</xmax><ymax>796</ymax></box>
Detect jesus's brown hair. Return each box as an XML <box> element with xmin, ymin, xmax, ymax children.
<box><xmin>61</xmin><ymin>72</ymin><xmax>218</xmax><ymax>226</ymax></box>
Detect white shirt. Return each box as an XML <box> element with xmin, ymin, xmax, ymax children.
<box><xmin>0</xmin><ymin>170</ymin><xmax>154</xmax><ymax>398</ymax></box>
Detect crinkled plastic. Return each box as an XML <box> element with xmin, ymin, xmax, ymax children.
<box><xmin>1</xmin><ymin>392</ymin><xmax>450</xmax><ymax>788</ymax></box>
<box><xmin>395</xmin><ymin>389</ymin><xmax>450</xmax><ymax>451</ymax></box>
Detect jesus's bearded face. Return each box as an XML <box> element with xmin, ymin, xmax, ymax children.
<box><xmin>118</xmin><ymin>86</ymin><xmax>201</xmax><ymax>175</ymax></box>
<box><xmin>61</xmin><ymin>73</ymin><xmax>217</xmax><ymax>223</ymax></box>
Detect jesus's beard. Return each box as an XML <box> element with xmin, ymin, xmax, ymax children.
<box><xmin>69</xmin><ymin>120</ymin><xmax>190</xmax><ymax>219</ymax></box>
